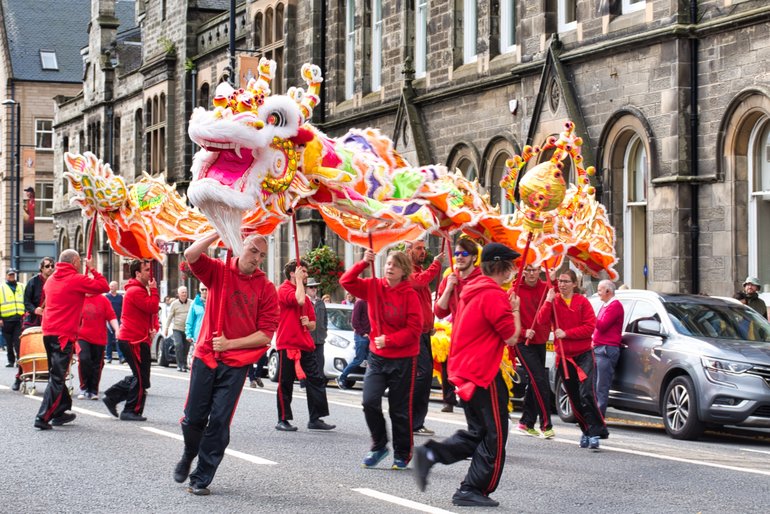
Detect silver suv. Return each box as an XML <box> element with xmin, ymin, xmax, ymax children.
<box><xmin>552</xmin><ymin>290</ymin><xmax>770</xmax><ymax>439</ymax></box>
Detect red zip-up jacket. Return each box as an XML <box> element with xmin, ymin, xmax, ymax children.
<box><xmin>536</xmin><ymin>293</ymin><xmax>596</xmax><ymax>358</ymax></box>
<box><xmin>42</xmin><ymin>262</ymin><xmax>109</xmax><ymax>347</ymax></box>
<box><xmin>340</xmin><ymin>260</ymin><xmax>422</xmax><ymax>359</ymax></box>
<box><xmin>448</xmin><ymin>275</ymin><xmax>518</xmax><ymax>389</ymax></box>
<box><xmin>433</xmin><ymin>266</ymin><xmax>482</xmax><ymax>319</ymax></box>
<box><xmin>410</xmin><ymin>259</ymin><xmax>442</xmax><ymax>333</ymax></box>
<box><xmin>117</xmin><ymin>278</ymin><xmax>159</xmax><ymax>344</ymax></box>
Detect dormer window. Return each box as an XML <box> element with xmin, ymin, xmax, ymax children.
<box><xmin>40</xmin><ymin>50</ymin><xmax>58</xmax><ymax>70</ymax></box>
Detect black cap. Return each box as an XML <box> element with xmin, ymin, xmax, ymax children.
<box><xmin>480</xmin><ymin>243</ymin><xmax>520</xmax><ymax>263</ymax></box>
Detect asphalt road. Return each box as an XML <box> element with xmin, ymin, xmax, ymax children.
<box><xmin>1</xmin><ymin>362</ymin><xmax>769</xmax><ymax>513</ymax></box>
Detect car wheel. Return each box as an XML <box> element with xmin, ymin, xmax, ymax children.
<box><xmin>662</xmin><ymin>375</ymin><xmax>704</xmax><ymax>440</ymax></box>
<box><xmin>158</xmin><ymin>340</ymin><xmax>169</xmax><ymax>367</ymax></box>
<box><xmin>555</xmin><ymin>376</ymin><xmax>576</xmax><ymax>423</ymax></box>
<box><xmin>267</xmin><ymin>351</ymin><xmax>279</xmax><ymax>382</ymax></box>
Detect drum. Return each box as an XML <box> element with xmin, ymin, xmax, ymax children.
<box><xmin>18</xmin><ymin>326</ymin><xmax>48</xmax><ymax>379</ymax></box>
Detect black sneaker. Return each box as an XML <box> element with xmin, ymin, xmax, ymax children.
<box><xmin>103</xmin><ymin>397</ymin><xmax>119</xmax><ymax>418</ymax></box>
<box><xmin>452</xmin><ymin>489</ymin><xmax>499</xmax><ymax>507</ymax></box>
<box><xmin>51</xmin><ymin>412</ymin><xmax>77</xmax><ymax>426</ymax></box>
<box><xmin>120</xmin><ymin>412</ymin><xmax>147</xmax><ymax>421</ymax></box>
<box><xmin>11</xmin><ymin>379</ymin><xmax>21</xmax><ymax>391</ymax></box>
<box><xmin>275</xmin><ymin>420</ymin><xmax>298</xmax><ymax>432</ymax></box>
<box><xmin>187</xmin><ymin>484</ymin><xmax>211</xmax><ymax>496</ymax></box>
<box><xmin>336</xmin><ymin>377</ymin><xmax>349</xmax><ymax>390</ymax></box>
<box><xmin>173</xmin><ymin>457</ymin><xmax>193</xmax><ymax>483</ymax></box>
<box><xmin>307</xmin><ymin>419</ymin><xmax>336</xmax><ymax>431</ymax></box>
<box><xmin>34</xmin><ymin>417</ymin><xmax>52</xmax><ymax>430</ymax></box>
<box><xmin>413</xmin><ymin>446</ymin><xmax>434</xmax><ymax>492</ymax></box>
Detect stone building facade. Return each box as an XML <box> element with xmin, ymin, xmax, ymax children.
<box><xmin>52</xmin><ymin>0</ymin><xmax>770</xmax><ymax>297</ymax></box>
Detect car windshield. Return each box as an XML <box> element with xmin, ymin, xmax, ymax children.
<box><xmin>664</xmin><ymin>301</ymin><xmax>770</xmax><ymax>341</ymax></box>
<box><xmin>327</xmin><ymin>308</ymin><xmax>353</xmax><ymax>331</ymax></box>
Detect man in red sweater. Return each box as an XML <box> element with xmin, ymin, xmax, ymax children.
<box><xmin>34</xmin><ymin>249</ymin><xmax>109</xmax><ymax>430</ymax></box>
<box><xmin>173</xmin><ymin>232</ymin><xmax>279</xmax><ymax>496</ymax></box>
<box><xmin>514</xmin><ymin>264</ymin><xmax>554</xmax><ymax>438</ymax></box>
<box><xmin>406</xmin><ymin>240</ymin><xmax>444</xmax><ymax>436</ymax></box>
<box><xmin>102</xmin><ymin>260</ymin><xmax>159</xmax><ymax>422</ymax></box>
<box><xmin>413</xmin><ymin>242</ymin><xmax>521</xmax><ymax>508</ymax></box>
<box><xmin>433</xmin><ymin>237</ymin><xmax>481</xmax><ymax>412</ymax></box>
<box><xmin>593</xmin><ymin>279</ymin><xmax>624</xmax><ymax>419</ymax></box>
<box><xmin>275</xmin><ymin>259</ymin><xmax>335</xmax><ymax>432</ymax></box>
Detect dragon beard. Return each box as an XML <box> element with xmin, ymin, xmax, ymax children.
<box><xmin>188</xmin><ymin>178</ymin><xmax>255</xmax><ymax>254</ymax></box>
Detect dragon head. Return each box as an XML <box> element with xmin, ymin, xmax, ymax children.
<box><xmin>187</xmin><ymin>58</ymin><xmax>323</xmax><ymax>252</ymax></box>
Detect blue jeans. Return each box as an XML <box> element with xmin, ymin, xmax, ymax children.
<box><xmin>593</xmin><ymin>345</ymin><xmax>621</xmax><ymax>416</ymax></box>
<box><xmin>105</xmin><ymin>327</ymin><xmax>124</xmax><ymax>361</ymax></box>
<box><xmin>339</xmin><ymin>334</ymin><xmax>369</xmax><ymax>382</ymax></box>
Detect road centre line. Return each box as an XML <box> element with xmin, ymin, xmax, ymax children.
<box><xmin>141</xmin><ymin>426</ymin><xmax>277</xmax><ymax>465</ymax></box>
<box><xmin>352</xmin><ymin>488</ymin><xmax>456</xmax><ymax>514</ymax></box>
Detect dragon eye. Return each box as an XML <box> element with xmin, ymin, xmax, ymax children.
<box><xmin>266</xmin><ymin>110</ymin><xmax>285</xmax><ymax>127</ymax></box>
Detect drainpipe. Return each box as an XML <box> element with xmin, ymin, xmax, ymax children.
<box><xmin>689</xmin><ymin>1</ymin><xmax>700</xmax><ymax>294</ymax></box>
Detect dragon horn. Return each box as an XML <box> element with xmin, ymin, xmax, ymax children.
<box><xmin>299</xmin><ymin>63</ymin><xmax>323</xmax><ymax>122</ymax></box>
<box><xmin>258</xmin><ymin>57</ymin><xmax>275</xmax><ymax>89</ymax></box>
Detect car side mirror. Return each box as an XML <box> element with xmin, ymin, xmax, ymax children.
<box><xmin>637</xmin><ymin>319</ymin><xmax>664</xmax><ymax>337</ymax></box>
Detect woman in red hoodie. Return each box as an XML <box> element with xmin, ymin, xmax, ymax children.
<box><xmin>537</xmin><ymin>269</ymin><xmax>604</xmax><ymax>449</ymax></box>
<box><xmin>340</xmin><ymin>249</ymin><xmax>422</xmax><ymax>471</ymax></box>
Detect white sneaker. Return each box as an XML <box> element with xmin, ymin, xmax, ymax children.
<box><xmin>77</xmin><ymin>392</ymin><xmax>86</xmax><ymax>400</ymax></box>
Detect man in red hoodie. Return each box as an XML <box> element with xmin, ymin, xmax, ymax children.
<box><xmin>413</xmin><ymin>242</ymin><xmax>521</xmax><ymax>507</ymax></box>
<box><xmin>275</xmin><ymin>259</ymin><xmax>335</xmax><ymax>432</ymax></box>
<box><xmin>433</xmin><ymin>237</ymin><xmax>481</xmax><ymax>412</ymax></box>
<box><xmin>406</xmin><ymin>240</ymin><xmax>444</xmax><ymax>436</ymax></box>
<box><xmin>34</xmin><ymin>249</ymin><xmax>109</xmax><ymax>430</ymax></box>
<box><xmin>173</xmin><ymin>232</ymin><xmax>279</xmax><ymax>496</ymax></box>
<box><xmin>102</xmin><ymin>260</ymin><xmax>159</xmax><ymax>422</ymax></box>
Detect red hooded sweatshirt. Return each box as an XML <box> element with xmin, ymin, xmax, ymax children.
<box><xmin>448</xmin><ymin>275</ymin><xmax>518</xmax><ymax>394</ymax></box>
<box><xmin>42</xmin><ymin>262</ymin><xmax>109</xmax><ymax>348</ymax></box>
<box><xmin>410</xmin><ymin>259</ymin><xmax>442</xmax><ymax>333</ymax></box>
<box><xmin>536</xmin><ymin>293</ymin><xmax>596</xmax><ymax>358</ymax></box>
<box><xmin>117</xmin><ymin>278</ymin><xmax>159</xmax><ymax>344</ymax></box>
<box><xmin>434</xmin><ymin>266</ymin><xmax>482</xmax><ymax>319</ymax></box>
<box><xmin>340</xmin><ymin>260</ymin><xmax>422</xmax><ymax>359</ymax></box>
<box><xmin>514</xmin><ymin>279</ymin><xmax>550</xmax><ymax>345</ymax></box>
<box><xmin>276</xmin><ymin>280</ymin><xmax>316</xmax><ymax>352</ymax></box>
<box><xmin>190</xmin><ymin>253</ymin><xmax>279</xmax><ymax>368</ymax></box>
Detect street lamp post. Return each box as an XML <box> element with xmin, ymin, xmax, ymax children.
<box><xmin>2</xmin><ymin>99</ymin><xmax>21</xmax><ymax>271</ymax></box>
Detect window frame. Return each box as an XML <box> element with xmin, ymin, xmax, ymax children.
<box><xmin>371</xmin><ymin>0</ymin><xmax>383</xmax><ymax>92</ymax></box>
<box><xmin>622</xmin><ymin>0</ymin><xmax>646</xmax><ymax>15</ymax></box>
<box><xmin>557</xmin><ymin>0</ymin><xmax>577</xmax><ymax>33</ymax></box>
<box><xmin>499</xmin><ymin>0</ymin><xmax>516</xmax><ymax>54</ymax></box>
<box><xmin>35</xmin><ymin>182</ymin><xmax>55</xmax><ymax>220</ymax></box>
<box><xmin>40</xmin><ymin>50</ymin><xmax>58</xmax><ymax>70</ymax></box>
<box><xmin>415</xmin><ymin>0</ymin><xmax>428</xmax><ymax>78</ymax></box>
<box><xmin>345</xmin><ymin>0</ymin><xmax>356</xmax><ymax>100</ymax></box>
<box><xmin>35</xmin><ymin>119</ymin><xmax>54</xmax><ymax>150</ymax></box>
<box><xmin>463</xmin><ymin>0</ymin><xmax>477</xmax><ymax>64</ymax></box>
<box><xmin>748</xmin><ymin>116</ymin><xmax>770</xmax><ymax>281</ymax></box>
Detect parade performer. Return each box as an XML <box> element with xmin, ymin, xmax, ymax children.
<box><xmin>275</xmin><ymin>260</ymin><xmax>335</xmax><ymax>432</ymax></box>
<box><xmin>537</xmin><ymin>269</ymin><xmax>604</xmax><ymax>449</ymax></box>
<box><xmin>174</xmin><ymin>232</ymin><xmax>279</xmax><ymax>495</ymax></box>
<box><xmin>102</xmin><ymin>260</ymin><xmax>159</xmax><ymax>422</ymax></box>
<box><xmin>76</xmin><ymin>293</ymin><xmax>119</xmax><ymax>400</ymax></box>
<box><xmin>34</xmin><ymin>250</ymin><xmax>109</xmax><ymax>430</ymax></box>
<box><xmin>414</xmin><ymin>243</ymin><xmax>521</xmax><ymax>507</ymax></box>
<box><xmin>340</xmin><ymin>249</ymin><xmax>422</xmax><ymax>470</ymax></box>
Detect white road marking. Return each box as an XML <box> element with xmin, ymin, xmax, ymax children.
<box><xmin>141</xmin><ymin>426</ymin><xmax>277</xmax><ymax>465</ymax></box>
<box><xmin>353</xmin><ymin>488</ymin><xmax>456</xmax><ymax>514</ymax></box>
<box><xmin>740</xmin><ymin>448</ymin><xmax>770</xmax><ymax>456</ymax></box>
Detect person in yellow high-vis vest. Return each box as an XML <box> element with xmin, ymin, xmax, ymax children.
<box><xmin>1</xmin><ymin>268</ymin><xmax>26</xmax><ymax>389</ymax></box>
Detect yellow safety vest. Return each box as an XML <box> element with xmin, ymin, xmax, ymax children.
<box><xmin>0</xmin><ymin>282</ymin><xmax>25</xmax><ymax>318</ymax></box>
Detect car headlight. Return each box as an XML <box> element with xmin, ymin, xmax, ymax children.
<box><xmin>701</xmin><ymin>356</ymin><xmax>752</xmax><ymax>374</ymax></box>
<box><xmin>328</xmin><ymin>334</ymin><xmax>351</xmax><ymax>349</ymax></box>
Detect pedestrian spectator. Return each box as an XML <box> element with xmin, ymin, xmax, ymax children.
<box><xmin>337</xmin><ymin>298</ymin><xmax>370</xmax><ymax>389</ymax></box>
<box><xmin>104</xmin><ymin>281</ymin><xmax>126</xmax><ymax>364</ymax></box>
<box><xmin>306</xmin><ymin>278</ymin><xmax>327</xmax><ymax>379</ymax></box>
<box><xmin>341</xmin><ymin>292</ymin><xmax>355</xmax><ymax>305</ymax></box>
<box><xmin>340</xmin><ymin>249</ymin><xmax>422</xmax><ymax>470</ymax></box>
<box><xmin>274</xmin><ymin>259</ymin><xmax>335</xmax><ymax>432</ymax></box>
<box><xmin>34</xmin><ymin>250</ymin><xmax>108</xmax><ymax>430</ymax></box>
<box><xmin>102</xmin><ymin>260</ymin><xmax>159</xmax><ymax>422</ymax></box>
<box><xmin>166</xmin><ymin>286</ymin><xmax>192</xmax><ymax>372</ymax></box>
<box><xmin>322</xmin><ymin>294</ymin><xmax>331</xmax><ymax>304</ymax></box>
<box><xmin>23</xmin><ymin>256</ymin><xmax>54</xmax><ymax>329</ymax></box>
<box><xmin>174</xmin><ymin>232</ymin><xmax>279</xmax><ymax>496</ymax></box>
<box><xmin>742</xmin><ymin>276</ymin><xmax>768</xmax><ymax>320</ymax></box>
<box><xmin>248</xmin><ymin>354</ymin><xmax>267</xmax><ymax>388</ymax></box>
<box><xmin>185</xmin><ymin>284</ymin><xmax>207</xmax><ymax>349</ymax></box>
<box><xmin>413</xmin><ymin>242</ymin><xmax>521</xmax><ymax>508</ymax></box>
<box><xmin>434</xmin><ymin>237</ymin><xmax>482</xmax><ymax>413</ymax></box>
<box><xmin>76</xmin><ymin>293</ymin><xmax>119</xmax><ymax>400</ymax></box>
<box><xmin>406</xmin><ymin>239</ymin><xmax>444</xmax><ymax>436</ymax></box>
<box><xmin>512</xmin><ymin>263</ymin><xmax>554</xmax><ymax>438</ymax></box>
<box><xmin>592</xmin><ymin>279</ymin><xmax>624</xmax><ymax>420</ymax></box>
<box><xmin>1</xmin><ymin>268</ymin><xmax>25</xmax><ymax>384</ymax></box>
<box><xmin>537</xmin><ymin>269</ymin><xmax>604</xmax><ymax>449</ymax></box>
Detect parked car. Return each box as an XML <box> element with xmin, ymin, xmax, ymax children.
<box><xmin>266</xmin><ymin>304</ymin><xmax>366</xmax><ymax>386</ymax></box>
<box><xmin>551</xmin><ymin>290</ymin><xmax>770</xmax><ymax>439</ymax></box>
<box><xmin>150</xmin><ymin>303</ymin><xmax>177</xmax><ymax>367</ymax></box>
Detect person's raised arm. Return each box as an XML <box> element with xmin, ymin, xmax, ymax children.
<box><xmin>185</xmin><ymin>232</ymin><xmax>220</xmax><ymax>264</ymax></box>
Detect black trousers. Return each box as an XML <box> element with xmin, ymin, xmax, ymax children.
<box><xmin>36</xmin><ymin>336</ymin><xmax>74</xmax><ymax>422</ymax></box>
<box><xmin>362</xmin><ymin>353</ymin><xmax>416</xmax><ymax>461</ymax></box>
<box><xmin>182</xmin><ymin>358</ymin><xmax>249</xmax><ymax>488</ymax></box>
<box><xmin>312</xmin><ymin>343</ymin><xmax>325</xmax><ymax>379</ymax></box>
<box><xmin>412</xmin><ymin>332</ymin><xmax>433</xmax><ymax>430</ymax></box>
<box><xmin>440</xmin><ymin>362</ymin><xmax>456</xmax><ymax>406</ymax></box>
<box><xmin>426</xmin><ymin>372</ymin><xmax>509</xmax><ymax>496</ymax></box>
<box><xmin>515</xmin><ymin>343</ymin><xmax>552</xmax><ymax>430</ymax></box>
<box><xmin>559</xmin><ymin>349</ymin><xmax>605</xmax><ymax>437</ymax></box>
<box><xmin>77</xmin><ymin>340</ymin><xmax>105</xmax><ymax>395</ymax></box>
<box><xmin>104</xmin><ymin>341</ymin><xmax>151</xmax><ymax>415</ymax></box>
<box><xmin>276</xmin><ymin>348</ymin><xmax>329</xmax><ymax>423</ymax></box>
<box><xmin>2</xmin><ymin>317</ymin><xmax>22</xmax><ymax>366</ymax></box>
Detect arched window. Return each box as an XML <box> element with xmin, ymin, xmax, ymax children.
<box><xmin>748</xmin><ymin>117</ymin><xmax>770</xmax><ymax>287</ymax></box>
<box><xmin>255</xmin><ymin>4</ymin><xmax>285</xmax><ymax>94</ymax></box>
<box><xmin>446</xmin><ymin>142</ymin><xmax>481</xmax><ymax>183</ymax></box>
<box><xmin>457</xmin><ymin>158</ymin><xmax>478</xmax><ymax>181</ymax></box>
<box><xmin>622</xmin><ymin>134</ymin><xmax>648</xmax><ymax>288</ymax></box>
<box><xmin>134</xmin><ymin>108</ymin><xmax>143</xmax><ymax>178</ymax></box>
<box><xmin>489</xmin><ymin>152</ymin><xmax>513</xmax><ymax>215</ymax></box>
<box><xmin>199</xmin><ymin>83</ymin><xmax>210</xmax><ymax>108</ymax></box>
